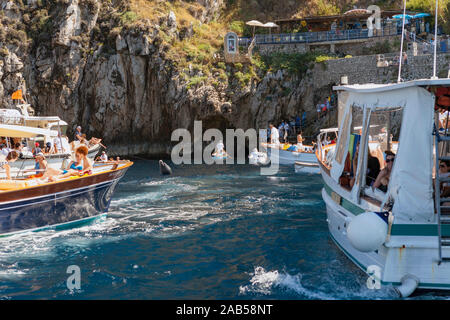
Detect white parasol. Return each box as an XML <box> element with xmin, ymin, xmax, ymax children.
<box><xmin>246</xmin><ymin>20</ymin><xmax>265</xmax><ymax>36</ymax></box>
<box><xmin>263</xmin><ymin>22</ymin><xmax>279</xmax><ymax>35</ymax></box>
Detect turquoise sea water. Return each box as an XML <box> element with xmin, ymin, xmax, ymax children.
<box><xmin>0</xmin><ymin>160</ymin><xmax>446</xmax><ymax>299</ymax></box>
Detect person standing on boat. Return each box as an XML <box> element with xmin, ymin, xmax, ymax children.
<box><xmin>269</xmin><ymin>123</ymin><xmax>279</xmax><ymax>145</ymax></box>
<box><xmin>283</xmin><ymin>122</ymin><xmax>290</xmax><ymax>142</ymax></box>
<box><xmin>278</xmin><ymin>122</ymin><xmax>284</xmax><ymax>143</ymax></box>
<box><xmin>213</xmin><ymin>140</ymin><xmax>227</xmax><ymax>158</ymax></box>
<box><xmin>297</xmin><ymin>132</ymin><xmax>304</xmax><ymax>148</ymax></box>
<box><xmin>74</xmin><ymin>126</ymin><xmax>83</xmax><ymax>141</ymax></box>
<box><xmin>373</xmin><ymin>151</ymin><xmax>395</xmax><ymax>192</ymax></box>
<box><xmin>32</xmin><ymin>142</ymin><xmax>42</xmax><ymax>156</ymax></box>
<box><xmin>53</xmin><ymin>133</ymin><xmax>63</xmax><ymax>154</ymax></box>
<box><xmin>0</xmin><ymin>151</ymin><xmax>19</xmax><ymax>180</ymax></box>
<box><xmin>61</xmin><ymin>135</ymin><xmax>71</xmax><ymax>153</ymax></box>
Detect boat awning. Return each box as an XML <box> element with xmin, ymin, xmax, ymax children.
<box><xmin>333</xmin><ymin>78</ymin><xmax>450</xmax><ymax>94</ymax></box>
<box><xmin>0</xmin><ymin>124</ymin><xmax>59</xmax><ymax>138</ymax></box>
<box><xmin>331</xmin><ymin>84</ymin><xmax>435</xmax><ymax>223</ymax></box>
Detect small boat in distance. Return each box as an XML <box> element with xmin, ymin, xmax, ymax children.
<box><xmin>212</xmin><ymin>140</ymin><xmax>230</xmax><ymax>161</ymax></box>
<box><xmin>294</xmin><ymin>128</ymin><xmax>338</xmax><ymax>173</ymax></box>
<box><xmin>248</xmin><ymin>148</ymin><xmax>270</xmax><ymax>166</ymax></box>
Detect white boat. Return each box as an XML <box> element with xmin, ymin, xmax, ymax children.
<box><xmin>0</xmin><ymin>105</ymin><xmax>101</xmax><ymax>170</ymax></box>
<box><xmin>248</xmin><ymin>148</ymin><xmax>270</xmax><ymax>166</ymax></box>
<box><xmin>294</xmin><ymin>128</ymin><xmax>339</xmax><ymax>174</ymax></box>
<box><xmin>318</xmin><ymin>78</ymin><xmax>450</xmax><ymax>296</ymax></box>
<box><xmin>261</xmin><ymin>142</ymin><xmax>316</xmax><ymax>166</ymax></box>
<box><xmin>0</xmin><ymin>124</ymin><xmax>68</xmax><ymax>177</ymax></box>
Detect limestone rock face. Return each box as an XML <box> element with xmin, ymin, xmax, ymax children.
<box><xmin>0</xmin><ymin>0</ymin><xmax>444</xmax><ymax>156</ymax></box>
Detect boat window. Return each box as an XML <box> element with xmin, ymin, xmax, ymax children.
<box><xmin>362</xmin><ymin>107</ymin><xmax>403</xmax><ymax>198</ymax></box>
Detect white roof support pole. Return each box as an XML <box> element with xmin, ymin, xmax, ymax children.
<box><xmin>398</xmin><ymin>0</ymin><xmax>407</xmax><ymax>83</ymax></box>
<box><xmin>432</xmin><ymin>0</ymin><xmax>439</xmax><ymax>79</ymax></box>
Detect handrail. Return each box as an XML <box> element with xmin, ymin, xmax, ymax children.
<box><xmin>238</xmin><ymin>26</ymin><xmax>400</xmax><ymax>46</ymax></box>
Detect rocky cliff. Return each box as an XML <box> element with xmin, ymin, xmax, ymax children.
<box><xmin>0</xmin><ymin>0</ymin><xmax>443</xmax><ymax>156</ymax></box>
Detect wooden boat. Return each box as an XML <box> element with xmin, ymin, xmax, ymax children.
<box><xmin>0</xmin><ymin>160</ymin><xmax>132</xmax><ymax>237</ymax></box>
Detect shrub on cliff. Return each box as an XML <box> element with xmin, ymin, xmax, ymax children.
<box><xmin>260</xmin><ymin>52</ymin><xmax>320</xmax><ymax>76</ymax></box>
<box><xmin>121</xmin><ymin>11</ymin><xmax>138</xmax><ymax>25</ymax></box>
<box><xmin>230</xmin><ymin>21</ymin><xmax>244</xmax><ymax>35</ymax></box>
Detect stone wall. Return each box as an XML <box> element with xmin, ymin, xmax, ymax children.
<box><xmin>315</xmin><ymin>52</ymin><xmax>450</xmax><ymax>86</ymax></box>
<box><xmin>254</xmin><ymin>35</ymin><xmax>401</xmax><ymax>56</ymax></box>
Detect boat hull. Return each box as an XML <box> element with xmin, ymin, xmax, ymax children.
<box><xmin>0</xmin><ymin>164</ymin><xmax>130</xmax><ymax>236</ymax></box>
<box><xmin>294</xmin><ymin>161</ymin><xmax>320</xmax><ymax>174</ymax></box>
<box><xmin>262</xmin><ymin>144</ymin><xmax>317</xmax><ymax>166</ymax></box>
<box><xmin>319</xmin><ymin>161</ymin><xmax>450</xmax><ymax>291</ymax></box>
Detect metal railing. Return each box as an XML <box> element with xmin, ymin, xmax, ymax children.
<box><xmin>238</xmin><ymin>27</ymin><xmax>401</xmax><ymax>46</ymax></box>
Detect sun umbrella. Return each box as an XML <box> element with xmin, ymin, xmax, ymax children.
<box><xmin>246</xmin><ymin>20</ymin><xmax>265</xmax><ymax>36</ymax></box>
<box><xmin>263</xmin><ymin>22</ymin><xmax>279</xmax><ymax>35</ymax></box>
<box><xmin>392</xmin><ymin>14</ymin><xmax>414</xmax><ymax>20</ymax></box>
<box><xmin>344</xmin><ymin>9</ymin><xmax>370</xmax><ymax>15</ymax></box>
<box><xmin>413</xmin><ymin>13</ymin><xmax>431</xmax><ymax>19</ymax></box>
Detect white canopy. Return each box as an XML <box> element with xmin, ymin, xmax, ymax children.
<box><xmin>331</xmin><ymin>83</ymin><xmax>436</xmax><ymax>223</ymax></box>
<box><xmin>0</xmin><ymin>124</ymin><xmax>59</xmax><ymax>138</ymax></box>
<box><xmin>263</xmin><ymin>22</ymin><xmax>278</xmax><ymax>28</ymax></box>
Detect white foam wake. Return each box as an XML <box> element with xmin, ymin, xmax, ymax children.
<box><xmin>239</xmin><ymin>266</ymin><xmax>333</xmax><ymax>299</ymax></box>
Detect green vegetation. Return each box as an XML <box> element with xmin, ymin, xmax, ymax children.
<box><xmin>315</xmin><ymin>0</ymin><xmax>340</xmax><ymax>16</ymax></box>
<box><xmin>258</xmin><ymin>52</ymin><xmax>335</xmax><ymax>76</ymax></box>
<box><xmin>120</xmin><ymin>11</ymin><xmax>138</xmax><ymax>25</ymax></box>
<box><xmin>407</xmin><ymin>0</ymin><xmax>450</xmax><ymax>33</ymax></box>
<box><xmin>230</xmin><ymin>20</ymin><xmax>244</xmax><ymax>34</ymax></box>
<box><xmin>186</xmin><ymin>75</ymin><xmax>208</xmax><ymax>89</ymax></box>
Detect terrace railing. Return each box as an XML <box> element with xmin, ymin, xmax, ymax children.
<box><xmin>238</xmin><ymin>27</ymin><xmax>401</xmax><ymax>47</ymax></box>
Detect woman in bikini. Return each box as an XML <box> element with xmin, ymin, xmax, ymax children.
<box><xmin>43</xmin><ymin>146</ymin><xmax>93</xmax><ymax>181</ymax></box>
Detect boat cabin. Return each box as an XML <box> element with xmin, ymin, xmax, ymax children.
<box><xmin>317</xmin><ymin>79</ymin><xmax>450</xmax><ymax>225</ymax></box>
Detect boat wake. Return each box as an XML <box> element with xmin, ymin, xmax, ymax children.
<box><xmin>239</xmin><ymin>266</ymin><xmax>335</xmax><ymax>299</ymax></box>
<box><xmin>238</xmin><ymin>266</ymin><xmax>402</xmax><ymax>299</ymax></box>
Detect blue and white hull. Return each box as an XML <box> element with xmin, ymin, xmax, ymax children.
<box><xmin>0</xmin><ymin>162</ymin><xmax>131</xmax><ymax>236</ymax></box>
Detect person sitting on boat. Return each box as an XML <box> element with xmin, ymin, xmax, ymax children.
<box><xmin>88</xmin><ymin>137</ymin><xmax>106</xmax><ymax>149</ymax></box>
<box><xmin>13</xmin><ymin>143</ymin><xmax>23</xmax><ymax>158</ymax></box>
<box><xmin>366</xmin><ymin>151</ymin><xmax>381</xmax><ymax>187</ymax></box>
<box><xmin>373</xmin><ymin>151</ymin><xmax>395</xmax><ymax>193</ymax></box>
<box><xmin>44</xmin><ymin>141</ymin><xmax>52</xmax><ymax>154</ymax></box>
<box><xmin>32</xmin><ymin>152</ymin><xmax>47</xmax><ymax>178</ymax></box>
<box><xmin>212</xmin><ymin>140</ymin><xmax>227</xmax><ymax>158</ymax></box>
<box><xmin>269</xmin><ymin>123</ymin><xmax>280</xmax><ymax>145</ymax></box>
<box><xmin>0</xmin><ymin>144</ymin><xmax>9</xmax><ymax>157</ymax></box>
<box><xmin>439</xmin><ymin>160</ymin><xmax>450</xmax><ymax>197</ymax></box>
<box><xmin>44</xmin><ymin>146</ymin><xmax>93</xmax><ymax>181</ymax></box>
<box><xmin>0</xmin><ymin>151</ymin><xmax>19</xmax><ymax>180</ymax></box>
<box><xmin>100</xmin><ymin>151</ymin><xmax>108</xmax><ymax>162</ymax></box>
<box><xmin>61</xmin><ymin>135</ymin><xmax>71</xmax><ymax>153</ymax></box>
